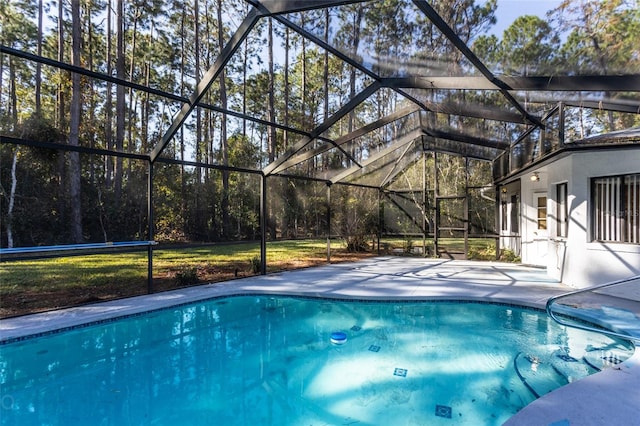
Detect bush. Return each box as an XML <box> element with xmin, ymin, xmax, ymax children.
<box><xmin>468</xmin><ymin>243</ymin><xmax>496</xmax><ymax>261</ymax></box>
<box><xmin>499</xmin><ymin>248</ymin><xmax>521</xmax><ymax>263</ymax></box>
<box><xmin>403</xmin><ymin>238</ymin><xmax>414</xmax><ymax>254</ymax></box>
<box><xmin>344</xmin><ymin>234</ymin><xmax>370</xmax><ymax>252</ymax></box>
<box><xmin>250</xmin><ymin>256</ymin><xmax>261</xmax><ymax>273</ymax></box>
<box><xmin>174</xmin><ymin>266</ymin><xmax>199</xmax><ymax>286</ymax></box>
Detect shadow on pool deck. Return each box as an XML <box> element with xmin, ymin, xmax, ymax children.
<box><xmin>1</xmin><ymin>257</ymin><xmax>638</xmax><ymax>426</ymax></box>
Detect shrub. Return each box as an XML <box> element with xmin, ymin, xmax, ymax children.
<box><xmin>499</xmin><ymin>248</ymin><xmax>521</xmax><ymax>263</ymax></box>
<box><xmin>468</xmin><ymin>243</ymin><xmax>496</xmax><ymax>261</ymax></box>
<box><xmin>344</xmin><ymin>234</ymin><xmax>370</xmax><ymax>252</ymax></box>
<box><xmin>174</xmin><ymin>266</ymin><xmax>199</xmax><ymax>286</ymax></box>
<box><xmin>403</xmin><ymin>238</ymin><xmax>414</xmax><ymax>254</ymax></box>
<box><xmin>251</xmin><ymin>256</ymin><xmax>261</xmax><ymax>274</ymax></box>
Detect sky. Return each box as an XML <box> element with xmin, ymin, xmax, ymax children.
<box><xmin>489</xmin><ymin>0</ymin><xmax>564</xmax><ymax>35</ymax></box>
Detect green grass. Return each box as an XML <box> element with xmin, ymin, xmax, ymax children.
<box><xmin>0</xmin><ymin>238</ymin><xmax>516</xmax><ymax>317</ymax></box>
<box><xmin>0</xmin><ymin>240</ymin><xmax>361</xmax><ymax>316</ymax></box>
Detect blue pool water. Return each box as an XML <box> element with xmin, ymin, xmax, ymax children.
<box><xmin>0</xmin><ymin>296</ymin><xmax>635</xmax><ymax>425</ymax></box>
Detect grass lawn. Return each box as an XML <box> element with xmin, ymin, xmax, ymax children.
<box><xmin>0</xmin><ymin>240</ymin><xmax>373</xmax><ymax>317</ymax></box>
<box><xmin>0</xmin><ymin>237</ymin><xmax>510</xmax><ymax>318</ymax></box>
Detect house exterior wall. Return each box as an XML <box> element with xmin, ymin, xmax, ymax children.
<box><xmin>521</xmin><ymin>148</ymin><xmax>640</xmax><ymax>288</ymax></box>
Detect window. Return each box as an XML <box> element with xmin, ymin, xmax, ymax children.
<box><xmin>510</xmin><ymin>194</ymin><xmax>520</xmax><ymax>234</ymax></box>
<box><xmin>500</xmin><ymin>191</ymin><xmax>520</xmax><ymax>234</ymax></box>
<box><xmin>593</xmin><ymin>174</ymin><xmax>640</xmax><ymax>243</ymax></box>
<box><xmin>556</xmin><ymin>183</ymin><xmax>567</xmax><ymax>237</ymax></box>
<box><xmin>536</xmin><ymin>195</ymin><xmax>547</xmax><ymax>230</ymax></box>
<box><xmin>501</xmin><ymin>197</ymin><xmax>508</xmax><ymax>231</ymax></box>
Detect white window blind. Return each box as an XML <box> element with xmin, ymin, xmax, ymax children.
<box><xmin>593</xmin><ymin>174</ymin><xmax>640</xmax><ymax>243</ymax></box>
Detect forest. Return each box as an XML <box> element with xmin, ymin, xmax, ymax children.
<box><xmin>1</xmin><ymin>0</ymin><xmax>639</xmax><ymax>249</ymax></box>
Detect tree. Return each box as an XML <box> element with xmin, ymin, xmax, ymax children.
<box><xmin>217</xmin><ymin>0</ymin><xmax>231</xmax><ymax>237</ymax></box>
<box><xmin>551</xmin><ymin>0</ymin><xmax>640</xmax><ymax>132</ymax></box>
<box><xmin>501</xmin><ymin>15</ymin><xmax>559</xmax><ymax>76</ymax></box>
<box><xmin>115</xmin><ymin>0</ymin><xmax>125</xmax><ymax>203</ymax></box>
<box><xmin>68</xmin><ymin>0</ymin><xmax>83</xmax><ymax>243</ymax></box>
<box><xmin>551</xmin><ymin>0</ymin><xmax>640</xmax><ymax>74</ymax></box>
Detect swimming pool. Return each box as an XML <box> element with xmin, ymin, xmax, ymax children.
<box><xmin>0</xmin><ymin>296</ymin><xmax>634</xmax><ymax>425</ymax></box>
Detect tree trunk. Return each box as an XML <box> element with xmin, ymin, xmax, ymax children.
<box><xmin>323</xmin><ymin>9</ymin><xmax>329</xmax><ymax>123</ymax></box>
<box><xmin>284</xmin><ymin>27</ymin><xmax>289</xmax><ymax>148</ymax></box>
<box><xmin>69</xmin><ymin>0</ymin><xmax>83</xmax><ymax>243</ymax></box>
<box><xmin>267</xmin><ymin>18</ymin><xmax>276</xmax><ymax>163</ymax></box>
<box><xmin>57</xmin><ymin>0</ymin><xmax>67</xmax><ymax>229</ymax></box>
<box><xmin>301</xmin><ymin>14</ymin><xmax>307</xmax><ymax>130</ymax></box>
<box><xmin>217</xmin><ymin>0</ymin><xmax>230</xmax><ymax>237</ymax></box>
<box><xmin>0</xmin><ymin>50</ymin><xmax>4</xmax><ymax>115</ymax></box>
<box><xmin>105</xmin><ymin>0</ymin><xmax>113</xmax><ymax>187</ymax></box>
<box><xmin>267</xmin><ymin>18</ymin><xmax>276</xmax><ymax>239</ymax></box>
<box><xmin>348</xmin><ymin>7</ymin><xmax>363</xmax><ymax>138</ymax></box>
<box><xmin>35</xmin><ymin>0</ymin><xmax>43</xmax><ymax>116</ymax></box>
<box><xmin>6</xmin><ymin>148</ymin><xmax>18</xmax><ymax>248</ymax></box>
<box><xmin>242</xmin><ymin>38</ymin><xmax>248</xmax><ymax>138</ymax></box>
<box><xmin>322</xmin><ymin>9</ymin><xmax>330</xmax><ymax>171</ymax></box>
<box><xmin>194</xmin><ymin>0</ymin><xmax>203</xmax><ymax>231</ymax></box>
<box><xmin>179</xmin><ymin>3</ymin><xmax>187</xmax><ymax>234</ymax></box>
<box><xmin>142</xmin><ymin>62</ymin><xmax>150</xmax><ymax>151</ymax></box>
<box><xmin>127</xmin><ymin>5</ymin><xmax>140</xmax><ymax>181</ymax></box>
<box><xmin>115</xmin><ymin>0</ymin><xmax>125</xmax><ymax>205</ymax></box>
<box><xmin>9</xmin><ymin>57</ymin><xmax>17</xmax><ymax>127</ymax></box>
<box><xmin>86</xmin><ymin>2</ymin><xmax>96</xmax><ymax>185</ymax></box>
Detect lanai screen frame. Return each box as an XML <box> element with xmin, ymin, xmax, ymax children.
<box><xmin>1</xmin><ymin>0</ymin><xmax>639</xmax><ymax>285</ymax></box>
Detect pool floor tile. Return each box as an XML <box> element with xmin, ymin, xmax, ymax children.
<box><xmin>557</xmin><ymin>354</ymin><xmax>578</xmax><ymax>362</ymax></box>
<box><xmin>435</xmin><ymin>404</ymin><xmax>452</xmax><ymax>419</ymax></box>
<box><xmin>393</xmin><ymin>368</ymin><xmax>407</xmax><ymax>377</ymax></box>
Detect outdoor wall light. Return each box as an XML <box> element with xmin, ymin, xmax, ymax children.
<box><xmin>530</xmin><ymin>172</ymin><xmax>540</xmax><ymax>182</ymax></box>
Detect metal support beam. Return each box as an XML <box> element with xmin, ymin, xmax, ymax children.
<box><xmin>421</xmin><ymin>127</ymin><xmax>510</xmax><ymax>150</ymax></box>
<box><xmin>269</xmin><ymin>15</ymin><xmax>433</xmax><ymax>115</ymax></box>
<box><xmin>559</xmin><ymin>102</ymin><xmax>565</xmax><ymax>146</ymax></box>
<box><xmin>265</xmin><ymin>82</ymin><xmax>380</xmax><ymax>175</ymax></box>
<box><xmin>260</xmin><ymin>173</ymin><xmax>267</xmax><ymax>275</ymax></box>
<box><xmin>411</xmin><ymin>0</ymin><xmax>544</xmax><ymax>127</ymax></box>
<box><xmin>326</xmin><ymin>183</ymin><xmax>332</xmax><ymax>263</ymax></box>
<box><xmin>501</xmin><ymin>75</ymin><xmax>640</xmax><ymax>92</ymax></box>
<box><xmin>147</xmin><ymin>160</ymin><xmax>154</xmax><ymax>293</ymax></box>
<box><xmin>422</xmin><ymin>150</ymin><xmax>428</xmax><ymax>256</ymax></box>
<box><xmin>1</xmin><ymin>135</ymin><xmax>150</xmax><ymax>161</ymax></box>
<box><xmin>382</xmin><ymin>192</ymin><xmax>426</xmax><ymax>234</ymax></box>
<box><xmin>0</xmin><ymin>46</ymin><xmax>329</xmax><ymax>146</ymax></box>
<box><xmin>380</xmin><ymin>139</ymin><xmax>420</xmax><ymax>188</ymax></box>
<box><xmin>433</xmin><ymin>151</ymin><xmax>439</xmax><ymax>257</ymax></box>
<box><xmin>464</xmin><ymin>157</ymin><xmax>469</xmax><ymax>260</ymax></box>
<box><xmin>330</xmin><ymin>128</ymin><xmax>423</xmax><ymax>184</ymax></box>
<box><xmin>527</xmin><ymin>98</ymin><xmax>640</xmax><ymax>114</ymax></box>
<box><xmin>383</xmin><ymin>75</ymin><xmax>640</xmax><ymax>93</ymax></box>
<box><xmin>420</xmin><ymin>100</ymin><xmax>529</xmax><ymax>123</ymax></box>
<box><xmin>495</xmin><ymin>186</ymin><xmax>501</xmax><ymax>260</ymax></box>
<box><xmin>150</xmin><ymin>9</ymin><xmax>262</xmax><ymax>163</ymax></box>
<box><xmin>272</xmin><ymin>105</ymin><xmax>420</xmax><ymax>174</ymax></box>
<box><xmin>247</xmin><ymin>0</ymin><xmax>370</xmax><ymax>15</ymax></box>
<box><xmin>377</xmin><ymin>189</ymin><xmax>383</xmax><ymax>254</ymax></box>
<box><xmin>423</xmin><ymin>139</ymin><xmax>498</xmax><ymax>162</ymax></box>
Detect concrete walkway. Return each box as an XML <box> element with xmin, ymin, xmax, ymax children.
<box><xmin>1</xmin><ymin>257</ymin><xmax>638</xmax><ymax>425</ymax></box>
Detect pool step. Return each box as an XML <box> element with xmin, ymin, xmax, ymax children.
<box><xmin>514</xmin><ymin>352</ymin><xmax>568</xmax><ymax>398</ymax></box>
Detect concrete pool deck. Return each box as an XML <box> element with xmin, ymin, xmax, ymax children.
<box><xmin>1</xmin><ymin>257</ymin><xmax>639</xmax><ymax>425</ymax></box>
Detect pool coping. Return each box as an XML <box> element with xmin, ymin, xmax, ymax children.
<box><xmin>2</xmin><ymin>257</ymin><xmax>639</xmax><ymax>425</ymax></box>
